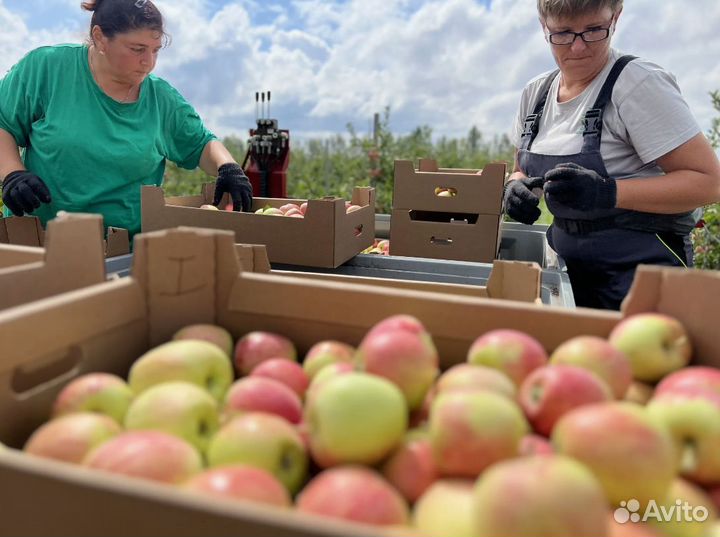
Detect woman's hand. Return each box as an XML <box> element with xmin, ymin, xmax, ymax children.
<box><xmin>544</xmin><ymin>163</ymin><xmax>617</xmax><ymax>211</ymax></box>
<box><xmin>1</xmin><ymin>170</ymin><xmax>52</xmax><ymax>216</ymax></box>
<box><xmin>213</xmin><ymin>163</ymin><xmax>253</xmax><ymax>212</ymax></box>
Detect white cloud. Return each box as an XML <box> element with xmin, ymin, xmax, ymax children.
<box><xmin>1</xmin><ymin>0</ymin><xmax>719</xmax><ymax>145</ymax></box>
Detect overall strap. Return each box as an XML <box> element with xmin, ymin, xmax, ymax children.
<box><xmin>581</xmin><ymin>55</ymin><xmax>638</xmax><ymax>153</ymax></box>
<box><xmin>519</xmin><ymin>69</ymin><xmax>560</xmax><ymax>151</ymax></box>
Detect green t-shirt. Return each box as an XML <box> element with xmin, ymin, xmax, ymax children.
<box><xmin>0</xmin><ymin>44</ymin><xmax>217</xmax><ymax>236</ymax></box>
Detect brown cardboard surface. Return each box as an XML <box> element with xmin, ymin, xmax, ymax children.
<box><xmin>0</xmin><ymin>215</ymin><xmax>45</xmax><ymax>246</ymax></box>
<box><xmin>0</xmin><ymin>243</ymin><xmax>45</xmax><ymax>268</ymax></box>
<box><xmin>389</xmin><ymin>209</ymin><xmax>501</xmax><ymax>263</ymax></box>
<box><xmin>0</xmin><ymin>214</ymin><xmax>107</xmax><ymax>310</ymax></box>
<box><xmin>0</xmin><ymin>226</ymin><xmax>717</xmax><ymax>537</ymax></box>
<box><xmin>141</xmin><ymin>184</ymin><xmax>375</xmax><ymax>267</ymax></box>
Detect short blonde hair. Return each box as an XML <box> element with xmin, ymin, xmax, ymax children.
<box><xmin>537</xmin><ymin>0</ymin><xmax>623</xmax><ymax>20</ymax></box>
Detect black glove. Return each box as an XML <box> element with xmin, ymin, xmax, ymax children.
<box><xmin>2</xmin><ymin>170</ymin><xmax>52</xmax><ymax>216</ymax></box>
<box><xmin>544</xmin><ymin>162</ymin><xmax>616</xmax><ymax>211</ymax></box>
<box><xmin>213</xmin><ymin>163</ymin><xmax>253</xmax><ymax>212</ymax></box>
<box><xmin>503</xmin><ymin>176</ymin><xmax>545</xmax><ymax>225</ymax></box>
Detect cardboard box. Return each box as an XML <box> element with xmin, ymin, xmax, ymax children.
<box><xmin>0</xmin><ymin>214</ymin><xmax>130</xmax><ymax>258</ymax></box>
<box><xmin>0</xmin><ymin>226</ymin><xmax>716</xmax><ymax>536</ymax></box>
<box><xmin>0</xmin><ymin>214</ymin><xmax>107</xmax><ymax>310</ymax></box>
<box><xmin>141</xmin><ymin>183</ymin><xmax>375</xmax><ymax>268</ymax></box>
<box><xmin>390</xmin><ymin>159</ymin><xmax>506</xmax><ymax>263</ymax></box>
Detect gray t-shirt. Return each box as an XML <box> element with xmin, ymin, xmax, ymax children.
<box><xmin>510</xmin><ymin>48</ymin><xmax>701</xmax><ymax>180</ymax></box>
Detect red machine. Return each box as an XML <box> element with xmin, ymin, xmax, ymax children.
<box><xmin>241</xmin><ymin>91</ymin><xmax>290</xmax><ymax>198</ymax></box>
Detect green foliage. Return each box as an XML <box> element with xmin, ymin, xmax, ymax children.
<box><xmin>691</xmin><ymin>90</ymin><xmax>720</xmax><ymax>270</ymax></box>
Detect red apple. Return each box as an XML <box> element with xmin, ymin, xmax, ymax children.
<box><xmin>234</xmin><ymin>331</ymin><xmax>297</xmax><ymax>375</ymax></box>
<box><xmin>518</xmin><ymin>433</ymin><xmax>555</xmax><ymax>456</ymax></box>
<box><xmin>302</xmin><ymin>340</ymin><xmax>355</xmax><ymax>380</ymax></box>
<box><xmin>550</xmin><ymin>335</ymin><xmax>633</xmax><ymax>399</ymax></box>
<box><xmin>223</xmin><ymin>377</ymin><xmax>303</xmax><ymax>424</ymax></box>
<box><xmin>52</xmin><ymin>372</ymin><xmax>134</xmax><ymax>424</ymax></box>
<box><xmin>356</xmin><ymin>314</ymin><xmax>439</xmax><ymax>411</ymax></box>
<box><xmin>172</xmin><ymin>323</ymin><xmax>234</xmax><ymax>358</ymax></box>
<box><xmin>250</xmin><ymin>358</ymin><xmax>310</xmax><ymax>399</ymax></box>
<box><xmin>296</xmin><ymin>466</ymin><xmax>409</xmax><ymax>526</ymax></box>
<box><xmin>183</xmin><ymin>465</ymin><xmax>291</xmax><ymax>508</ymax></box>
<box><xmin>552</xmin><ymin>402</ymin><xmax>678</xmax><ymax>508</ymax></box>
<box><xmin>466</xmin><ymin>329</ymin><xmax>548</xmax><ymax>387</ymax></box>
<box><xmin>429</xmin><ymin>391</ymin><xmax>528</xmax><ymax>478</ymax></box>
<box><xmin>24</xmin><ymin>412</ymin><xmax>121</xmax><ymax>464</ymax></box>
<box><xmin>472</xmin><ymin>455</ymin><xmax>610</xmax><ymax>537</ymax></box>
<box><xmin>654</xmin><ymin>367</ymin><xmax>720</xmax><ymax>398</ymax></box>
<box><xmin>83</xmin><ymin>430</ymin><xmax>202</xmax><ymax>484</ymax></box>
<box><xmin>519</xmin><ymin>365</ymin><xmax>613</xmax><ymax>436</ymax></box>
<box><xmin>435</xmin><ymin>363</ymin><xmax>517</xmax><ymax>400</ymax></box>
<box><xmin>279</xmin><ymin>203</ymin><xmax>301</xmax><ymax>214</ymax></box>
<box><xmin>381</xmin><ymin>428</ymin><xmax>437</xmax><ymax>503</ymax></box>
<box><xmin>608</xmin><ymin>313</ymin><xmax>692</xmax><ymax>383</ymax></box>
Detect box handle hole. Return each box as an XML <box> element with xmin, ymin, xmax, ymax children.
<box><xmin>11</xmin><ymin>347</ymin><xmax>82</xmax><ymax>399</ymax></box>
<box><xmin>434</xmin><ymin>187</ymin><xmax>458</xmax><ymax>198</ymax></box>
<box><xmin>353</xmin><ymin>224</ymin><xmax>364</xmax><ymax>237</ymax></box>
<box><xmin>430</xmin><ymin>236</ymin><xmax>453</xmax><ymax>246</ymax></box>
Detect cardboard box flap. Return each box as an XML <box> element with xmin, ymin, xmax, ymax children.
<box><xmin>0</xmin><ymin>216</ymin><xmax>44</xmax><ymax>246</ymax></box>
<box><xmin>351</xmin><ymin>186</ymin><xmax>375</xmax><ymax>207</ymax></box>
<box><xmin>485</xmin><ymin>260</ymin><xmax>542</xmax><ymax>302</ymax></box>
<box><xmin>622</xmin><ymin>265</ymin><xmax>720</xmax><ymax>366</ymax></box>
<box><xmin>105</xmin><ymin>227</ymin><xmax>130</xmax><ymax>258</ymax></box>
<box><xmin>0</xmin><ymin>214</ymin><xmax>107</xmax><ymax>310</ymax></box>
<box><xmin>0</xmin><ymin>244</ymin><xmax>45</xmax><ymax>269</ymax></box>
<box><xmin>235</xmin><ymin>244</ymin><xmax>272</xmax><ymax>273</ymax></box>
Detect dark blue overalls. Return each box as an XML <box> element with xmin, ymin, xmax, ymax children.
<box><xmin>518</xmin><ymin>55</ymin><xmax>696</xmax><ymax>310</ymax></box>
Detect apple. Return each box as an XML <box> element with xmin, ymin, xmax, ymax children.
<box><xmin>24</xmin><ymin>412</ymin><xmax>121</xmax><ymax>464</ymax></box>
<box><xmin>172</xmin><ymin>323</ymin><xmax>234</xmax><ymax>358</ymax></box>
<box><xmin>250</xmin><ymin>358</ymin><xmax>310</xmax><ymax>399</ymax></box>
<box><xmin>223</xmin><ymin>377</ymin><xmax>303</xmax><ymax>424</ymax></box>
<box><xmin>552</xmin><ymin>402</ymin><xmax>678</xmax><ymax>508</ymax></box>
<box><xmin>608</xmin><ymin>515</ymin><xmax>662</xmax><ymax>537</ymax></box>
<box><xmin>262</xmin><ymin>207</ymin><xmax>284</xmax><ymax>216</ymax></box>
<box><xmin>429</xmin><ymin>390</ymin><xmax>528</xmax><ymax>477</ymax></box>
<box><xmin>625</xmin><ymin>381</ymin><xmax>656</xmax><ymax>405</ymax></box>
<box><xmin>437</xmin><ymin>190</ymin><xmax>453</xmax><ymax>198</ymax></box>
<box><xmin>519</xmin><ymin>365</ymin><xmax>613</xmax><ymax>436</ymax></box>
<box><xmin>254</xmin><ymin>208</ymin><xmax>264</xmax><ymax>214</ymax></box>
<box><xmin>52</xmin><ymin>372</ymin><xmax>134</xmax><ymax>424</ymax></box>
<box><xmin>84</xmin><ymin>430</ymin><xmax>202</xmax><ymax>484</ymax></box>
<box><xmin>435</xmin><ymin>363</ymin><xmax>516</xmax><ymax>400</ymax></box>
<box><xmin>472</xmin><ymin>455</ymin><xmax>609</xmax><ymax>537</ymax></box>
<box><xmin>519</xmin><ymin>433</ymin><xmax>555</xmax><ymax>456</ymax></box>
<box><xmin>466</xmin><ymin>329</ymin><xmax>548</xmax><ymax>387</ymax></box>
<box><xmin>608</xmin><ymin>313</ymin><xmax>692</xmax><ymax>383</ymax></box>
<box><xmin>646</xmin><ymin>389</ymin><xmax>720</xmax><ymax>485</ymax></box>
<box><xmin>413</xmin><ymin>479</ymin><xmax>477</xmax><ymax>537</ymax></box>
<box><xmin>408</xmin><ymin>385</ymin><xmax>435</xmax><ymax>429</ymax></box>
<box><xmin>300</xmin><ymin>202</ymin><xmax>308</xmax><ymax>214</ymax></box>
<box><xmin>234</xmin><ymin>331</ymin><xmax>297</xmax><ymax>376</ymax></box>
<box><xmin>647</xmin><ymin>478</ymin><xmax>717</xmax><ymax>537</ymax></box>
<box><xmin>549</xmin><ymin>335</ymin><xmax>633</xmax><ymax>399</ymax></box>
<box><xmin>305</xmin><ymin>372</ymin><xmax>407</xmax><ymax>468</ymax></box>
<box><xmin>199</xmin><ymin>204</ymin><xmax>219</xmax><ymax>210</ymax></box>
<box><xmin>128</xmin><ymin>340</ymin><xmax>234</xmax><ymax>401</ymax></box>
<box><xmin>377</xmin><ymin>239</ymin><xmax>390</xmax><ymax>253</ymax></box>
<box><xmin>381</xmin><ymin>428</ymin><xmax>437</xmax><ymax>503</ymax></box>
<box><xmin>356</xmin><ymin>314</ymin><xmax>439</xmax><ymax>411</ymax></box>
<box><xmin>183</xmin><ymin>465</ymin><xmax>291</xmax><ymax>508</ymax></box>
<box><xmin>284</xmin><ymin>208</ymin><xmax>303</xmax><ymax>217</ymax></box>
<box><xmin>296</xmin><ymin>466</ymin><xmax>410</xmax><ymax>526</ymax></box>
<box><xmin>304</xmin><ymin>362</ymin><xmax>356</xmax><ymax>407</ymax></box>
<box><xmin>124</xmin><ymin>381</ymin><xmax>219</xmax><ymax>454</ymax></box>
<box><xmin>654</xmin><ymin>367</ymin><xmax>720</xmax><ymax>398</ymax></box>
<box><xmin>206</xmin><ymin>412</ymin><xmax>308</xmax><ymax>494</ymax></box>
<box><xmin>279</xmin><ymin>203</ymin><xmax>301</xmax><ymax>214</ymax></box>
<box><xmin>346</xmin><ymin>204</ymin><xmax>362</xmax><ymax>213</ymax></box>
<box><xmin>710</xmin><ymin>486</ymin><xmax>720</xmax><ymax>511</ymax></box>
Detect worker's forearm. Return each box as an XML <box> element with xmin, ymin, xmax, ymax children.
<box><xmin>616</xmin><ymin>171</ymin><xmax>720</xmax><ymax>214</ymax></box>
<box><xmin>0</xmin><ymin>129</ymin><xmax>24</xmax><ymax>180</ymax></box>
<box><xmin>199</xmin><ymin>140</ymin><xmax>237</xmax><ymax>177</ymax></box>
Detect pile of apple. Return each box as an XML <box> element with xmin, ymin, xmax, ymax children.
<box><xmin>15</xmin><ymin>312</ymin><xmax>720</xmax><ymax>536</ymax></box>
<box><xmin>249</xmin><ymin>201</ymin><xmax>364</xmax><ymax>218</ymax></box>
<box><xmin>434</xmin><ymin>187</ymin><xmax>457</xmax><ymax>198</ymax></box>
<box><xmin>362</xmin><ymin>238</ymin><xmax>390</xmax><ymax>255</ymax></box>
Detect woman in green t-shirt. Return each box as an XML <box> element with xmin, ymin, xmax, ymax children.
<box><xmin>0</xmin><ymin>0</ymin><xmax>253</xmax><ymax>237</ymax></box>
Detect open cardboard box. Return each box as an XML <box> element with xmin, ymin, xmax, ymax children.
<box><xmin>390</xmin><ymin>159</ymin><xmax>505</xmax><ymax>263</ymax></box>
<box><xmin>0</xmin><ymin>226</ymin><xmax>717</xmax><ymax>536</ymax></box>
<box><xmin>0</xmin><ymin>214</ymin><xmax>130</xmax><ymax>258</ymax></box>
<box><xmin>141</xmin><ymin>183</ymin><xmax>376</xmax><ymax>268</ymax></box>
<box><xmin>0</xmin><ymin>214</ymin><xmax>107</xmax><ymax>310</ymax></box>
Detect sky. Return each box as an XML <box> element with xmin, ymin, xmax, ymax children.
<box><xmin>1</xmin><ymin>0</ymin><xmax>719</xmax><ymax>146</ymax></box>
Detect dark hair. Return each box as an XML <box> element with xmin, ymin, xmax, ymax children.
<box><xmin>81</xmin><ymin>0</ymin><xmax>169</xmax><ymax>45</ymax></box>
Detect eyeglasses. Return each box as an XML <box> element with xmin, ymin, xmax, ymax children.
<box><xmin>134</xmin><ymin>0</ymin><xmax>148</xmax><ymax>7</ymax></box>
<box><xmin>546</xmin><ymin>16</ymin><xmax>614</xmax><ymax>46</ymax></box>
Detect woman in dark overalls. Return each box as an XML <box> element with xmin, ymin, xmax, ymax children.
<box><xmin>505</xmin><ymin>0</ymin><xmax>720</xmax><ymax>310</ymax></box>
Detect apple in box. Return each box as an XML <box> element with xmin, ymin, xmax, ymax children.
<box><xmin>123</xmin><ymin>381</ymin><xmax>219</xmax><ymax>454</ymax></box>
<box><xmin>466</xmin><ymin>329</ymin><xmax>548</xmax><ymax>387</ymax></box>
<box><xmin>52</xmin><ymin>372</ymin><xmax>134</xmax><ymax>424</ymax></box>
<box><xmin>128</xmin><ymin>340</ymin><xmax>233</xmax><ymax>402</ymax></box>
<box><xmin>83</xmin><ymin>430</ymin><xmax>203</xmax><ymax>485</ymax></box>
<box><xmin>296</xmin><ymin>466</ymin><xmax>409</xmax><ymax>527</ymax></box>
<box><xmin>381</xmin><ymin>428</ymin><xmax>437</xmax><ymax>503</ymax></box>
<box><xmin>183</xmin><ymin>465</ymin><xmax>291</xmax><ymax>508</ymax></box>
<box><xmin>654</xmin><ymin>366</ymin><xmax>720</xmax><ymax>397</ymax></box>
<box><xmin>250</xmin><ymin>358</ymin><xmax>310</xmax><ymax>399</ymax></box>
<box><xmin>435</xmin><ymin>363</ymin><xmax>517</xmax><ymax>400</ymax></box>
<box><xmin>223</xmin><ymin>376</ymin><xmax>303</xmax><ymax>424</ymax></box>
<box><xmin>172</xmin><ymin>323</ymin><xmax>234</xmax><ymax>358</ymax></box>
<box><xmin>302</xmin><ymin>340</ymin><xmax>355</xmax><ymax>380</ymax></box>
<box><xmin>413</xmin><ymin>479</ymin><xmax>476</xmax><ymax>537</ymax></box>
<box><xmin>24</xmin><ymin>412</ymin><xmax>121</xmax><ymax>464</ymax></box>
<box><xmin>234</xmin><ymin>331</ymin><xmax>297</xmax><ymax>375</ymax></box>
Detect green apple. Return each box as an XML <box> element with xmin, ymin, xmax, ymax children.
<box><xmin>124</xmin><ymin>381</ymin><xmax>219</xmax><ymax>454</ymax></box>
<box><xmin>473</xmin><ymin>455</ymin><xmax>609</xmax><ymax>537</ymax></box>
<box><xmin>413</xmin><ymin>480</ymin><xmax>477</xmax><ymax>537</ymax></box>
<box><xmin>128</xmin><ymin>340</ymin><xmax>234</xmax><ymax>401</ymax></box>
<box><xmin>206</xmin><ymin>412</ymin><xmax>308</xmax><ymax>494</ymax></box>
<box><xmin>52</xmin><ymin>373</ymin><xmax>134</xmax><ymax>424</ymax></box>
<box><xmin>305</xmin><ymin>372</ymin><xmax>408</xmax><ymax>468</ymax></box>
<box><xmin>302</xmin><ymin>340</ymin><xmax>355</xmax><ymax>380</ymax></box>
<box><xmin>608</xmin><ymin>313</ymin><xmax>692</xmax><ymax>383</ymax></box>
<box><xmin>647</xmin><ymin>478</ymin><xmax>717</xmax><ymax>537</ymax></box>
